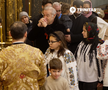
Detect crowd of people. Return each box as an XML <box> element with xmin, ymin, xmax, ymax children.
<box><xmin>0</xmin><ymin>0</ymin><xmax>108</xmax><ymax>90</ymax></box>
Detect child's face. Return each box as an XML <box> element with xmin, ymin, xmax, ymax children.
<box><xmin>82</xmin><ymin>25</ymin><xmax>88</xmax><ymax>38</ymax></box>
<box><xmin>48</xmin><ymin>36</ymin><xmax>61</xmax><ymax>50</ymax></box>
<box><xmin>49</xmin><ymin>69</ymin><xmax>62</xmax><ymax>80</ymax></box>
<box><xmin>21</xmin><ymin>15</ymin><xmax>29</xmax><ymax>24</ymax></box>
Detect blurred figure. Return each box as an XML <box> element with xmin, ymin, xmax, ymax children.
<box><xmin>91</xmin><ymin>8</ymin><xmax>108</xmax><ymax>40</ymax></box>
<box><xmin>53</xmin><ymin>2</ymin><xmax>62</xmax><ymax>19</ymax></box>
<box><xmin>95</xmin><ymin>8</ymin><xmax>105</xmax><ymax>18</ymax></box>
<box><xmin>41</xmin><ymin>0</ymin><xmax>52</xmax><ymax>9</ymax></box>
<box><xmin>0</xmin><ymin>17</ymin><xmax>2</xmax><ymax>42</ymax></box>
<box><xmin>32</xmin><ymin>0</ymin><xmax>52</xmax><ymax>28</ymax></box>
<box><xmin>83</xmin><ymin>0</ymin><xmax>108</xmax><ymax>41</ymax></box>
<box><xmin>19</xmin><ymin>11</ymin><xmax>34</xmax><ymax>46</ymax></box>
<box><xmin>28</xmin><ymin>6</ymin><xmax>65</xmax><ymax>53</ymax></box>
<box><xmin>0</xmin><ymin>17</ymin><xmax>2</xmax><ymax>89</ymax></box>
<box><xmin>59</xmin><ymin>2</ymin><xmax>72</xmax><ymax>34</ymax></box>
<box><xmin>65</xmin><ymin>0</ymin><xmax>89</xmax><ymax>54</ymax></box>
<box><xmin>83</xmin><ymin>0</ymin><xmax>98</xmax><ymax>21</ymax></box>
<box><xmin>97</xmin><ymin>32</ymin><xmax>108</xmax><ymax>90</ymax></box>
<box><xmin>104</xmin><ymin>5</ymin><xmax>108</xmax><ymax>12</ymax></box>
<box><xmin>0</xmin><ymin>17</ymin><xmax>1</xmax><ymax>26</ymax></box>
<box><xmin>92</xmin><ymin>16</ymin><xmax>108</xmax><ymax>40</ymax></box>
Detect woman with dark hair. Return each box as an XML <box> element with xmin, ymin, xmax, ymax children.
<box><xmin>75</xmin><ymin>22</ymin><xmax>103</xmax><ymax>90</ymax></box>
<box><xmin>45</xmin><ymin>31</ymin><xmax>79</xmax><ymax>90</ymax></box>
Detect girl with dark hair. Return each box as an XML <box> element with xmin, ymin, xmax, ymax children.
<box><xmin>75</xmin><ymin>22</ymin><xmax>103</xmax><ymax>90</ymax></box>
<box><xmin>45</xmin><ymin>31</ymin><xmax>79</xmax><ymax>90</ymax></box>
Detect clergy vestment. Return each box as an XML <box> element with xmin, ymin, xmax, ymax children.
<box><xmin>0</xmin><ymin>44</ymin><xmax>46</xmax><ymax>90</ymax></box>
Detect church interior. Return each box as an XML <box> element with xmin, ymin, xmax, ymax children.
<box><xmin>0</xmin><ymin>0</ymin><xmax>108</xmax><ymax>90</ymax></box>
<box><xmin>0</xmin><ymin>0</ymin><xmax>108</xmax><ymax>50</ymax></box>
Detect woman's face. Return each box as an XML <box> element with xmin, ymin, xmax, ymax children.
<box><xmin>82</xmin><ymin>25</ymin><xmax>88</xmax><ymax>38</ymax></box>
<box><xmin>83</xmin><ymin>3</ymin><xmax>90</xmax><ymax>14</ymax></box>
<box><xmin>48</xmin><ymin>36</ymin><xmax>61</xmax><ymax>50</ymax></box>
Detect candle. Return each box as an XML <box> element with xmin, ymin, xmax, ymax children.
<box><xmin>29</xmin><ymin>2</ymin><xmax>31</xmax><ymax>16</ymax></box>
<box><xmin>0</xmin><ymin>26</ymin><xmax>3</xmax><ymax>42</ymax></box>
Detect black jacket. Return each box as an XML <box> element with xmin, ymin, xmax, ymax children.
<box><xmin>28</xmin><ymin>16</ymin><xmax>65</xmax><ymax>53</ymax></box>
<box><xmin>25</xmin><ymin>20</ymin><xmax>34</xmax><ymax>46</ymax></box>
<box><xmin>68</xmin><ymin>14</ymin><xmax>89</xmax><ymax>54</ymax></box>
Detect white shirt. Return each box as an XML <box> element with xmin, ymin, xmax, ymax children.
<box><xmin>45</xmin><ymin>48</ymin><xmax>79</xmax><ymax>90</ymax></box>
<box><xmin>97</xmin><ymin>40</ymin><xmax>108</xmax><ymax>86</ymax></box>
<box><xmin>76</xmin><ymin>41</ymin><xmax>102</xmax><ymax>82</ymax></box>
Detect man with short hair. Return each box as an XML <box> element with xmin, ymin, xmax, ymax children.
<box><xmin>41</xmin><ymin>0</ymin><xmax>52</xmax><ymax>9</ymax></box>
<box><xmin>65</xmin><ymin>0</ymin><xmax>89</xmax><ymax>54</ymax></box>
<box><xmin>32</xmin><ymin>0</ymin><xmax>52</xmax><ymax>28</ymax></box>
<box><xmin>0</xmin><ymin>21</ymin><xmax>46</xmax><ymax>90</ymax></box>
<box><xmin>28</xmin><ymin>6</ymin><xmax>65</xmax><ymax>53</ymax></box>
<box><xmin>19</xmin><ymin>11</ymin><xmax>34</xmax><ymax>46</ymax></box>
<box><xmin>53</xmin><ymin>2</ymin><xmax>62</xmax><ymax>19</ymax></box>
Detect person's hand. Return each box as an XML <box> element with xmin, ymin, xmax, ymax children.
<box><xmin>37</xmin><ymin>22</ymin><xmax>42</xmax><ymax>27</ymax></box>
<box><xmin>65</xmin><ymin>34</ymin><xmax>71</xmax><ymax>42</ymax></box>
<box><xmin>97</xmin><ymin>83</ymin><xmax>103</xmax><ymax>87</ymax></box>
<box><xmin>67</xmin><ymin>28</ymin><xmax>70</xmax><ymax>32</ymax></box>
<box><xmin>38</xmin><ymin>18</ymin><xmax>47</xmax><ymax>27</ymax></box>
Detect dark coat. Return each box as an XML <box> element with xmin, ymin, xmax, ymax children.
<box><xmin>28</xmin><ymin>16</ymin><xmax>65</xmax><ymax>53</ymax></box>
<box><xmin>59</xmin><ymin>15</ymin><xmax>72</xmax><ymax>30</ymax></box>
<box><xmin>88</xmin><ymin>12</ymin><xmax>98</xmax><ymax>22</ymax></box>
<box><xmin>32</xmin><ymin>14</ymin><xmax>43</xmax><ymax>29</ymax></box>
<box><xmin>68</xmin><ymin>14</ymin><xmax>89</xmax><ymax>54</ymax></box>
<box><xmin>25</xmin><ymin>20</ymin><xmax>34</xmax><ymax>46</ymax></box>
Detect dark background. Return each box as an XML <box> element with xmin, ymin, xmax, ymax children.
<box><xmin>22</xmin><ymin>0</ymin><xmax>72</xmax><ymax>19</ymax></box>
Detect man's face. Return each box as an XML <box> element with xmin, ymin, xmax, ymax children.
<box><xmin>74</xmin><ymin>5</ymin><xmax>82</xmax><ymax>16</ymax></box>
<box><xmin>53</xmin><ymin>5</ymin><xmax>61</xmax><ymax>17</ymax></box>
<box><xmin>43</xmin><ymin>10</ymin><xmax>56</xmax><ymax>25</ymax></box>
<box><xmin>21</xmin><ymin>16</ymin><xmax>29</xmax><ymax>24</ymax></box>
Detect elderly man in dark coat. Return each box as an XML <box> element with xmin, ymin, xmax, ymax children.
<box><xmin>28</xmin><ymin>6</ymin><xmax>65</xmax><ymax>53</ymax></box>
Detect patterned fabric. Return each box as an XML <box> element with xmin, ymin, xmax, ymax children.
<box><xmin>82</xmin><ymin>22</ymin><xmax>104</xmax><ymax>68</ymax></box>
<box><xmin>84</xmin><ymin>22</ymin><xmax>99</xmax><ymax>42</ymax></box>
<box><xmin>0</xmin><ymin>44</ymin><xmax>47</xmax><ymax>90</ymax></box>
<box><xmin>75</xmin><ymin>41</ymin><xmax>103</xmax><ymax>82</ymax></box>
<box><xmin>97</xmin><ymin>40</ymin><xmax>108</xmax><ymax>86</ymax></box>
<box><xmin>45</xmin><ymin>48</ymin><xmax>79</xmax><ymax>90</ymax></box>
